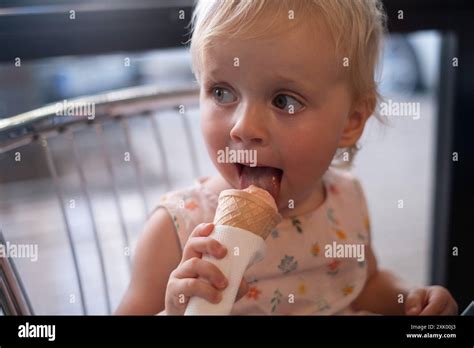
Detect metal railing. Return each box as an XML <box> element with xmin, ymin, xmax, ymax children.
<box><xmin>0</xmin><ymin>83</ymin><xmax>200</xmax><ymax>314</ymax></box>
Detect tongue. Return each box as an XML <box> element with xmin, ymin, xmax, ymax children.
<box><xmin>240</xmin><ymin>166</ymin><xmax>282</xmax><ymax>202</ymax></box>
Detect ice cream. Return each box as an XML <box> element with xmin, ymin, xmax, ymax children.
<box><xmin>239</xmin><ymin>165</ymin><xmax>282</xmax><ymax>202</ymax></box>
<box><xmin>213</xmin><ymin>185</ymin><xmax>281</xmax><ymax>239</ymax></box>
<box><xmin>243</xmin><ymin>185</ymin><xmax>278</xmax><ymax>211</ymax></box>
<box><xmin>184</xmin><ymin>185</ymin><xmax>281</xmax><ymax>315</ymax></box>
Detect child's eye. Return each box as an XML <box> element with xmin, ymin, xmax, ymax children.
<box><xmin>272</xmin><ymin>94</ymin><xmax>304</xmax><ymax>114</ymax></box>
<box><xmin>211</xmin><ymin>87</ymin><xmax>237</xmax><ymax>104</ymax></box>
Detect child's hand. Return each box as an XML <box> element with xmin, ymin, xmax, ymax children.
<box><xmin>164</xmin><ymin>223</ymin><xmax>249</xmax><ymax>315</ymax></box>
<box><xmin>405</xmin><ymin>286</ymin><xmax>458</xmax><ymax>315</ymax></box>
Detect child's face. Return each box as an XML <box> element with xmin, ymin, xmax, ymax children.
<box><xmin>199</xmin><ymin>21</ymin><xmax>366</xmax><ymax>216</ymax></box>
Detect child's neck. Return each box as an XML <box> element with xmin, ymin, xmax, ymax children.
<box><xmin>278</xmin><ymin>179</ymin><xmax>326</xmax><ymax>219</ymax></box>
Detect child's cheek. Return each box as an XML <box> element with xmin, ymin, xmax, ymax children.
<box><xmin>284</xmin><ymin>135</ymin><xmax>334</xmax><ymax>179</ymax></box>
<box><xmin>201</xmin><ymin>111</ymin><xmax>228</xmax><ymax>160</ymax></box>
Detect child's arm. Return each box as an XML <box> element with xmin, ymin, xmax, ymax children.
<box><xmin>351</xmin><ymin>245</ymin><xmax>458</xmax><ymax>315</ymax></box>
<box><xmin>115</xmin><ymin>210</ymin><xmax>247</xmax><ymax>315</ymax></box>
<box><xmin>115</xmin><ymin>209</ymin><xmax>181</xmax><ymax>315</ymax></box>
<box><xmin>351</xmin><ymin>244</ymin><xmax>408</xmax><ymax>315</ymax></box>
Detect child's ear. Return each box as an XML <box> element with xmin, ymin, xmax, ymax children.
<box><xmin>338</xmin><ymin>95</ymin><xmax>375</xmax><ymax>148</ymax></box>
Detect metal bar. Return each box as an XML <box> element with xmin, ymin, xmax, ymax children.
<box><xmin>439</xmin><ymin>29</ymin><xmax>474</xmax><ymax>310</ymax></box>
<box><xmin>0</xmin><ymin>1</ymin><xmax>195</xmax><ymax>62</ymax></box>
<box><xmin>180</xmin><ymin>113</ymin><xmax>200</xmax><ymax>178</ymax></box>
<box><xmin>95</xmin><ymin>123</ymin><xmax>132</xmax><ymax>272</ymax></box>
<box><xmin>149</xmin><ymin>113</ymin><xmax>171</xmax><ymax>191</ymax></box>
<box><xmin>41</xmin><ymin>135</ymin><xmax>87</xmax><ymax>315</ymax></box>
<box><xmin>430</xmin><ymin>32</ymin><xmax>457</xmax><ymax>287</ymax></box>
<box><xmin>0</xmin><ymin>0</ymin><xmax>194</xmax><ymax>16</ymax></box>
<box><xmin>0</xmin><ymin>136</ymin><xmax>35</xmax><ymax>155</ymax></box>
<box><xmin>0</xmin><ymin>84</ymin><xmax>199</xmax><ymax>147</ymax></box>
<box><xmin>120</xmin><ymin>118</ymin><xmax>149</xmax><ymax>217</ymax></box>
<box><xmin>0</xmin><ymin>230</ymin><xmax>34</xmax><ymax>315</ymax></box>
<box><xmin>67</xmin><ymin>130</ymin><xmax>112</xmax><ymax>314</ymax></box>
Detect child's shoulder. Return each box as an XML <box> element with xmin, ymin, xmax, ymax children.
<box><xmin>157</xmin><ymin>177</ymin><xmax>218</xmax><ymax>215</ymax></box>
<box><xmin>150</xmin><ymin>177</ymin><xmax>220</xmax><ymax>247</ymax></box>
<box><xmin>325</xmin><ymin>166</ymin><xmax>365</xmax><ymax>194</ymax></box>
<box><xmin>325</xmin><ymin>167</ymin><xmax>371</xmax><ymax>231</ymax></box>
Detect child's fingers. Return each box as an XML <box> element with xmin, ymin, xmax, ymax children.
<box><xmin>419</xmin><ymin>289</ymin><xmax>448</xmax><ymax>315</ymax></box>
<box><xmin>180</xmin><ymin>223</ymin><xmax>216</xmax><ymax>261</ymax></box>
<box><xmin>405</xmin><ymin>288</ymin><xmax>426</xmax><ymax>315</ymax></box>
<box><xmin>419</xmin><ymin>301</ymin><xmax>445</xmax><ymax>315</ymax></box>
<box><xmin>174</xmin><ymin>278</ymin><xmax>222</xmax><ymax>305</ymax></box>
<box><xmin>235</xmin><ymin>278</ymin><xmax>249</xmax><ymax>302</ymax></box>
<box><xmin>189</xmin><ymin>223</ymin><xmax>214</xmax><ymax>238</ymax></box>
<box><xmin>181</xmin><ymin>236</ymin><xmax>227</xmax><ymax>262</ymax></box>
<box><xmin>173</xmin><ymin>257</ymin><xmax>228</xmax><ymax>290</ymax></box>
<box><xmin>441</xmin><ymin>300</ymin><xmax>458</xmax><ymax>315</ymax></box>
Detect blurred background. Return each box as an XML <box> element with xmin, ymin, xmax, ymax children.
<box><xmin>0</xmin><ymin>0</ymin><xmax>472</xmax><ymax>315</ymax></box>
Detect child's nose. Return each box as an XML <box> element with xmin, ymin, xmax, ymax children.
<box><xmin>229</xmin><ymin>105</ymin><xmax>269</xmax><ymax>146</ymax></box>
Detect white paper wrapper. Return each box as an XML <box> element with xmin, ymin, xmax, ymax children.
<box><xmin>184</xmin><ymin>225</ymin><xmax>266</xmax><ymax>315</ymax></box>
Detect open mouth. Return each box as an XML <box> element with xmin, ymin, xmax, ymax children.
<box><xmin>235</xmin><ymin>163</ymin><xmax>283</xmax><ymax>202</ymax></box>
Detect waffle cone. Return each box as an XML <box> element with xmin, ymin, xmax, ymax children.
<box><xmin>213</xmin><ymin>189</ymin><xmax>282</xmax><ymax>240</ymax></box>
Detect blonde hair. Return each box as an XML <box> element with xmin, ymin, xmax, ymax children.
<box><xmin>187</xmin><ymin>0</ymin><xmax>387</xmax><ymax>169</ymax></box>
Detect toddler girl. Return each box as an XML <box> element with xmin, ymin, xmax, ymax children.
<box><xmin>116</xmin><ymin>0</ymin><xmax>457</xmax><ymax>315</ymax></box>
